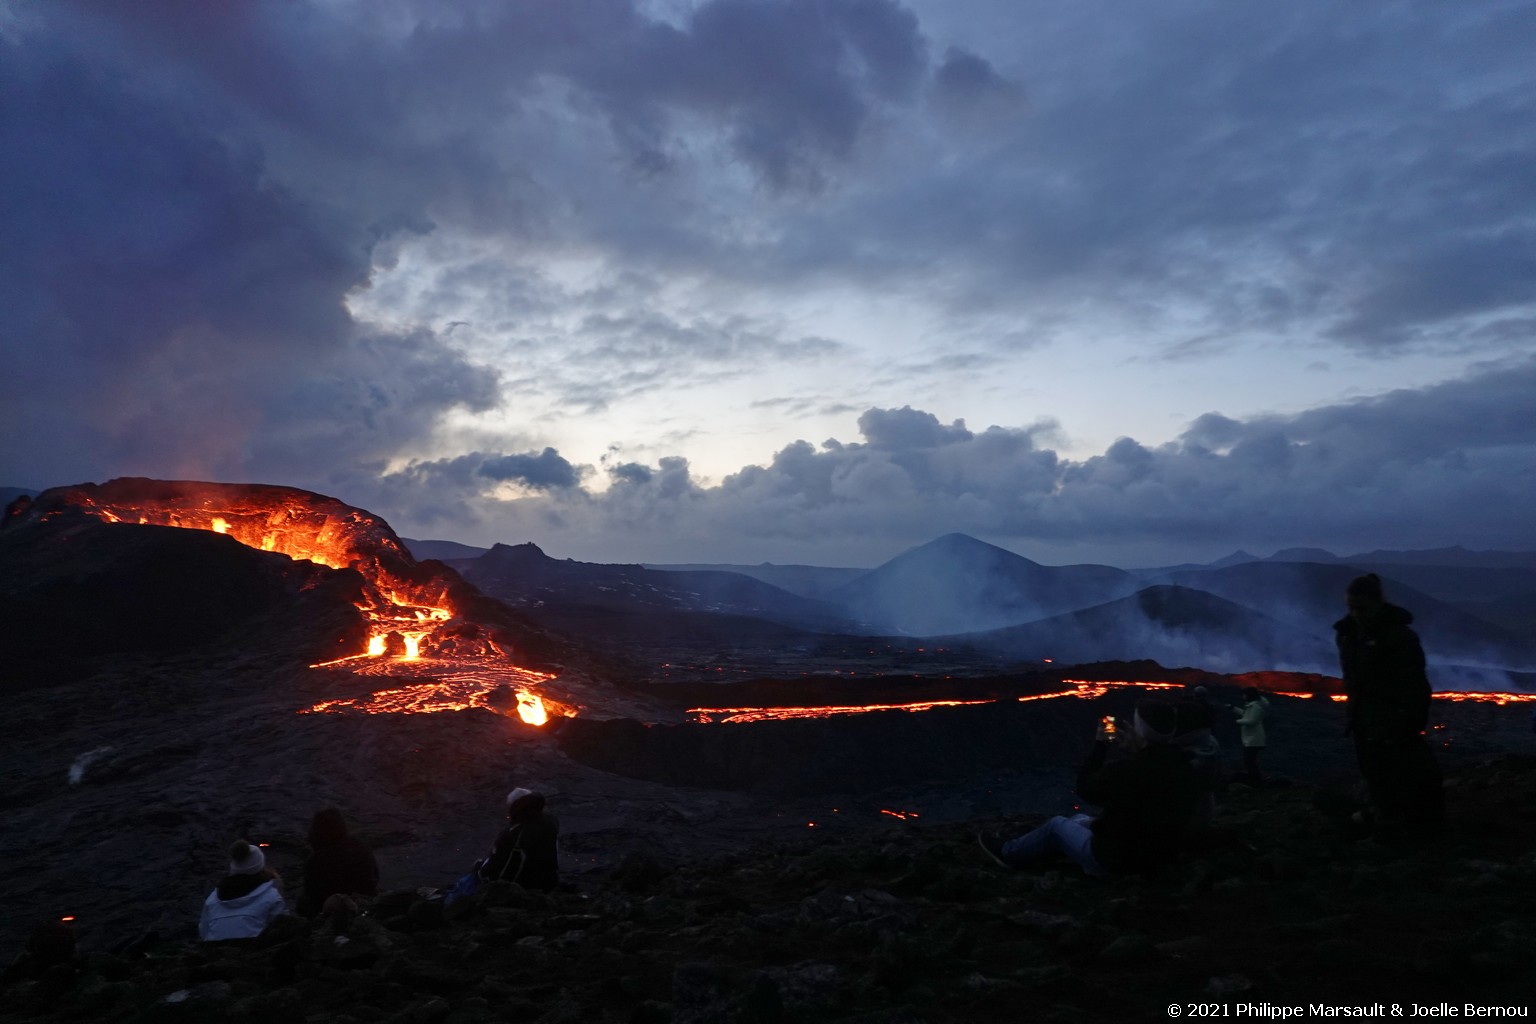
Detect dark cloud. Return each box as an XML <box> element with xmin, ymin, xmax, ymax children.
<box><xmin>4</xmin><ymin>0</ymin><xmax>1011</xmax><ymax>496</ymax></box>
<box><xmin>858</xmin><ymin>406</ymin><xmax>973</xmax><ymax>449</ymax></box>
<box><xmin>759</xmin><ymin>2</ymin><xmax>1536</xmax><ymax>354</ymax></box>
<box><xmin>5</xmin><ymin>0</ymin><xmax>1531</xmax><ymax>565</ymax></box>
<box><xmin>478</xmin><ymin>448</ymin><xmax>581</xmax><ymax>490</ymax></box>
<box><xmin>379</xmin><ymin>360</ymin><xmax>1536</xmax><ymax>563</ymax></box>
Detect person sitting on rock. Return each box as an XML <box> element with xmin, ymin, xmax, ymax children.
<box><xmin>1233</xmin><ymin>687</ymin><xmax>1271</xmax><ymax>784</ymax></box>
<box><xmin>476</xmin><ymin>788</ymin><xmax>560</xmax><ymax>891</ymax></box>
<box><xmin>978</xmin><ymin>700</ymin><xmax>1206</xmax><ymax>878</ymax></box>
<box><xmin>297</xmin><ymin>808</ymin><xmax>379</xmax><ymax>918</ymax></box>
<box><xmin>198</xmin><ymin>839</ymin><xmax>287</xmax><ymax>941</ymax></box>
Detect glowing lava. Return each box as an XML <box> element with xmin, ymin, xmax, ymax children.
<box><xmin>517</xmin><ymin>691</ymin><xmax>549</xmax><ymax>726</ymax></box>
<box><xmin>35</xmin><ymin>478</ymin><xmax>462</xmax><ymax>663</ymax></box>
<box><xmin>687</xmin><ymin>676</ymin><xmax>1532</xmax><ymax>725</ymax></box>
<box><xmin>303</xmin><ymin>665</ymin><xmax>560</xmax><ymax>718</ymax></box>
<box><xmin>24</xmin><ymin>478</ymin><xmax>565</xmax><ymax>721</ymax></box>
<box><xmin>687</xmin><ymin>698</ymin><xmax>994</xmax><ymax>724</ymax></box>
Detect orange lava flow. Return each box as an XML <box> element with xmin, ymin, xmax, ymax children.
<box><xmin>687</xmin><ymin>698</ymin><xmax>995</xmax><ymax>724</ymax></box>
<box><xmin>48</xmin><ymin>483</ymin><xmax>568</xmax><ymax>722</ymax></box>
<box><xmin>303</xmin><ymin>664</ymin><xmax>559</xmax><ymax>718</ymax></box>
<box><xmin>1018</xmin><ymin>679</ymin><xmax>1188</xmax><ymax>703</ymax></box>
<box><xmin>1434</xmin><ymin>690</ymin><xmax>1536</xmax><ymax>705</ymax></box>
<box><xmin>56</xmin><ymin>485</ymin><xmax>460</xmax><ymax>664</ymax></box>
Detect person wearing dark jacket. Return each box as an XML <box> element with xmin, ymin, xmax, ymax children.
<box><xmin>1335</xmin><ymin>573</ymin><xmax>1444</xmax><ymax>838</ymax></box>
<box><xmin>477</xmin><ymin>788</ymin><xmax>559</xmax><ymax>890</ymax></box>
<box><xmin>297</xmin><ymin>808</ymin><xmax>379</xmax><ymax>918</ymax></box>
<box><xmin>978</xmin><ymin>701</ymin><xmax>1206</xmax><ymax>877</ymax></box>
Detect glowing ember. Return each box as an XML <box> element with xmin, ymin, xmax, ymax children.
<box><xmin>517</xmin><ymin>691</ymin><xmax>548</xmax><ymax>726</ymax></box>
<box><xmin>880</xmin><ymin>809</ymin><xmax>920</xmax><ymax>820</ymax></box>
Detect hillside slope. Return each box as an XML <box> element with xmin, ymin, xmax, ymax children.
<box><xmin>7</xmin><ymin>753</ymin><xmax>1536</xmax><ymax>1021</ymax></box>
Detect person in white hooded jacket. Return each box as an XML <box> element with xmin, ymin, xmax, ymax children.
<box><xmin>199</xmin><ymin>839</ymin><xmax>287</xmax><ymax>941</ymax></box>
<box><xmin>1233</xmin><ymin>687</ymin><xmax>1271</xmax><ymax>784</ymax></box>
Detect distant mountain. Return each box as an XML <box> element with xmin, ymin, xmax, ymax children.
<box><xmin>644</xmin><ymin>562</ymin><xmax>869</xmax><ymax>601</ymax></box>
<box><xmin>1337</xmin><ymin>546</ymin><xmax>1536</xmax><ymax>571</ymax></box>
<box><xmin>1153</xmin><ymin>561</ymin><xmax>1536</xmax><ymax>670</ymax></box>
<box><xmin>404</xmin><ymin>537</ymin><xmax>491</xmax><ymax>561</ymax></box>
<box><xmin>1339</xmin><ymin>562</ymin><xmax>1536</xmax><ymax>606</ymax></box>
<box><xmin>945</xmin><ymin>585</ymin><xmax>1334</xmax><ymax>673</ymax></box>
<box><xmin>1</xmin><ymin>486</ymin><xmax>38</xmax><ymax>509</ymax></box>
<box><xmin>460</xmin><ymin>542</ymin><xmax>863</xmax><ymax>634</ymax></box>
<box><xmin>827</xmin><ymin>533</ymin><xmax>1141</xmax><ymax>636</ymax></box>
<box><xmin>1265</xmin><ymin>547</ymin><xmax>1340</xmax><ymax>563</ymax></box>
<box><xmin>1128</xmin><ymin>549</ymin><xmax>1264</xmax><ymax>578</ymax></box>
<box><xmin>1452</xmin><ymin>593</ymin><xmax>1536</xmax><ymax>645</ymax></box>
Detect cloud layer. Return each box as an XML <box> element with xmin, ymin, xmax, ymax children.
<box><xmin>370</xmin><ymin>357</ymin><xmax>1536</xmax><ymax>564</ymax></box>
<box><xmin>3</xmin><ymin>1</ymin><xmax>1533</xmax><ymax>564</ymax></box>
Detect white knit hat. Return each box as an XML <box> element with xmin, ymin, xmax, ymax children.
<box><xmin>229</xmin><ymin>840</ymin><xmax>266</xmax><ymax>875</ymax></box>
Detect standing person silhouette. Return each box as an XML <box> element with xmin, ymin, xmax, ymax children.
<box><xmin>1334</xmin><ymin>573</ymin><xmax>1444</xmax><ymax>840</ymax></box>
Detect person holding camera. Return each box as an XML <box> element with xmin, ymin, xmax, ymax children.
<box><xmin>977</xmin><ymin>700</ymin><xmax>1207</xmax><ymax>878</ymax></box>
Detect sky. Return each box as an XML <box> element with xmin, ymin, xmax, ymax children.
<box><xmin>4</xmin><ymin>0</ymin><xmax>1535</xmax><ymax>568</ymax></box>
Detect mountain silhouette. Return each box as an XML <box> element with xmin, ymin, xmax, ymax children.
<box><xmin>1154</xmin><ymin>561</ymin><xmax>1536</xmax><ymax>669</ymax></box>
<box><xmin>460</xmin><ymin>542</ymin><xmax>862</xmax><ymax>635</ymax></box>
<box><xmin>828</xmin><ymin>533</ymin><xmax>1139</xmax><ymax>636</ymax></box>
<box><xmin>943</xmin><ymin>585</ymin><xmax>1335</xmax><ymax>673</ymax></box>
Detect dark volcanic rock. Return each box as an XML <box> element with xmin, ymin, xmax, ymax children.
<box><xmin>557</xmin><ymin>698</ymin><xmax>1100</xmax><ymax>795</ymax></box>
<box><xmin>7</xmin><ymin>753</ymin><xmax>1536</xmax><ymax>1021</ymax></box>
<box><xmin>0</xmin><ymin>516</ymin><xmax>366</xmax><ymax>672</ymax></box>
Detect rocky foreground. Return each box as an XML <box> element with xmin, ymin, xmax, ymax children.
<box><xmin>7</xmin><ymin>753</ymin><xmax>1536</xmax><ymax>1023</ymax></box>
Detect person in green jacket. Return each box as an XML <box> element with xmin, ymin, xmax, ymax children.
<box><xmin>1233</xmin><ymin>687</ymin><xmax>1270</xmax><ymax>784</ymax></box>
